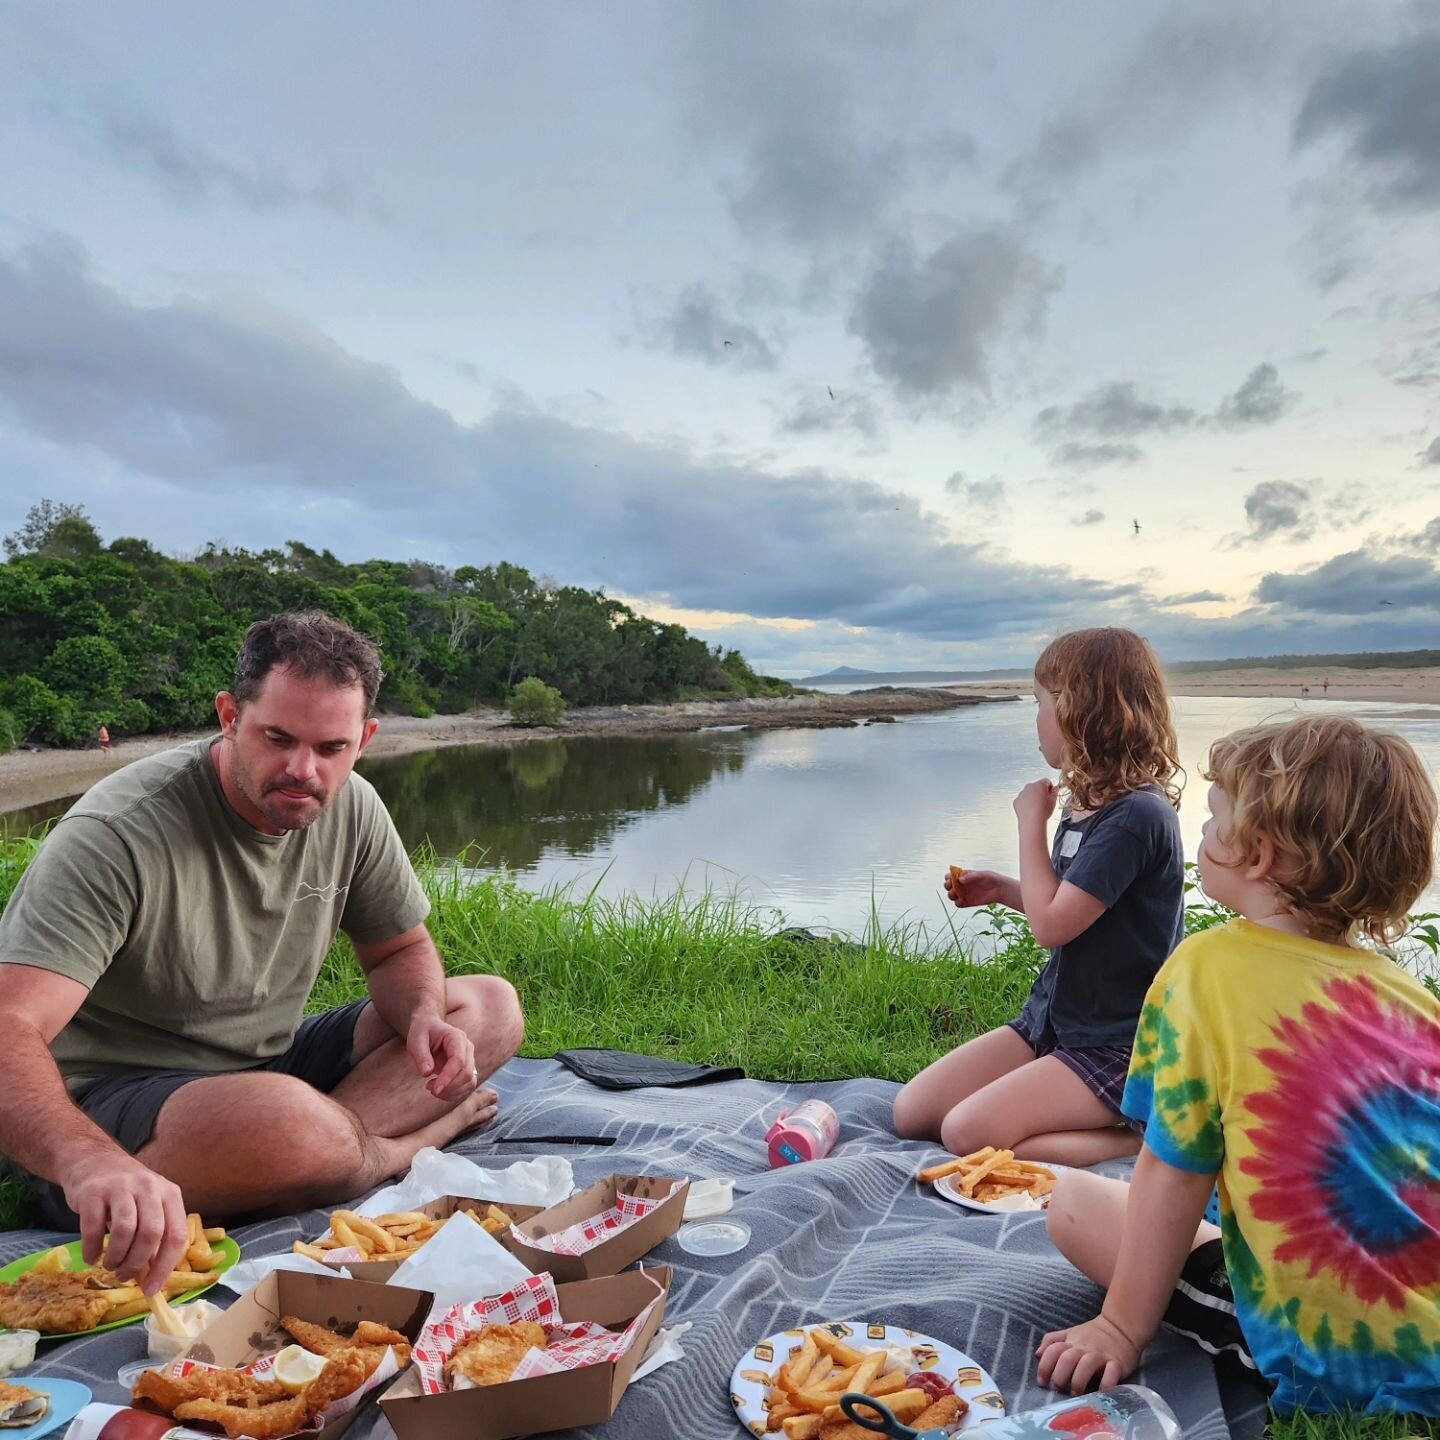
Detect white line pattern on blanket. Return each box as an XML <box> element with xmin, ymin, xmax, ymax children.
<box><xmin>0</xmin><ymin>1057</ymin><xmax>1267</xmax><ymax>1439</ymax></box>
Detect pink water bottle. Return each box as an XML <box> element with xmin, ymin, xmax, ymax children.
<box><xmin>766</xmin><ymin>1100</ymin><xmax>840</xmax><ymax>1166</ymax></box>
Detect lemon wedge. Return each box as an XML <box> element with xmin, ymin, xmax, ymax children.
<box><xmin>273</xmin><ymin>1344</ymin><xmax>328</xmax><ymax>1395</ymax></box>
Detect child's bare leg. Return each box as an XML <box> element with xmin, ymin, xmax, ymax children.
<box><xmin>1047</xmin><ymin>1169</ymin><xmax>1221</xmax><ymax>1288</ymax></box>
<box><xmin>893</xmin><ymin>1026</ymin><xmax>1033</xmax><ymax>1141</ymax></box>
<box><xmin>1016</xmin><ymin>1127</ymin><xmax>1142</xmax><ymax>1167</ymax></box>
<box><xmin>936</xmin><ymin>1056</ymin><xmax>1123</xmax><ymax>1158</ymax></box>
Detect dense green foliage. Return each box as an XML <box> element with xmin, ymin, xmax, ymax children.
<box><xmin>0</xmin><ymin>501</ymin><xmax>790</xmax><ymax>746</ymax></box>
<box><xmin>508</xmin><ymin>677</ymin><xmax>567</xmax><ymax>727</ymax></box>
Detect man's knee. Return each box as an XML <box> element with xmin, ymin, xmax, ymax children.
<box><xmin>449</xmin><ymin>974</ymin><xmax>525</xmax><ymax>1058</ymax></box>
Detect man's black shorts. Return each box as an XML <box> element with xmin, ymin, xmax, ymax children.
<box><xmin>16</xmin><ymin>1000</ymin><xmax>369</xmax><ymax>1230</ymax></box>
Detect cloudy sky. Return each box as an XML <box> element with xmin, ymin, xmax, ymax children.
<box><xmin>2</xmin><ymin>1</ymin><xmax>1439</xmax><ymax>675</ymax></box>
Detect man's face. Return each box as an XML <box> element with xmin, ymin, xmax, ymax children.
<box><xmin>216</xmin><ymin>666</ymin><xmax>377</xmax><ymax>832</ymax></box>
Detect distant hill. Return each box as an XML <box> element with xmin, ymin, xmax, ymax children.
<box><xmin>794</xmin><ymin>648</ymin><xmax>1440</xmax><ymax>687</ymax></box>
<box><xmin>794</xmin><ymin>665</ymin><xmax>1030</xmax><ymax>685</ymax></box>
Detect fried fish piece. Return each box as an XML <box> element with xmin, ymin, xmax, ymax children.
<box><xmin>0</xmin><ymin>1382</ymin><xmax>49</xmax><ymax>1430</ymax></box>
<box><xmin>171</xmin><ymin>1350</ymin><xmax>369</xmax><ymax>1440</ymax></box>
<box><xmin>280</xmin><ymin>1317</ymin><xmax>410</xmax><ymax>1372</ymax></box>
<box><xmin>444</xmin><ymin>1322</ymin><xmax>548</xmax><ymax>1389</ymax></box>
<box><xmin>0</xmin><ymin>1272</ymin><xmax>114</xmax><ymax>1335</ymax></box>
<box><xmin>133</xmin><ymin>1367</ymin><xmax>288</xmax><ymax>1413</ymax></box>
<box><xmin>914</xmin><ymin>1395</ymin><xmax>965</xmax><ymax>1430</ymax></box>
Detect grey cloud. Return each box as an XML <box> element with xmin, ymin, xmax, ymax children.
<box><xmin>1158</xmin><ymin>590</ymin><xmax>1227</xmax><ymax>606</ymax></box>
<box><xmin>944</xmin><ymin>472</ymin><xmax>1006</xmax><ymax>513</ymax></box>
<box><xmin>1240</xmin><ymin>479</ymin><xmax>1316</xmax><ymax>543</ymax></box>
<box><xmin>1215</xmin><ymin>363</ymin><xmax>1296</xmax><ymax>426</ymax></box>
<box><xmin>1052</xmin><ymin>442</ymin><xmax>1144</xmax><ymax>470</ymax></box>
<box><xmin>1294</xmin><ymin>28</ymin><xmax>1440</xmax><ymax>210</ymax></box>
<box><xmin>0</xmin><ymin>237</ymin><xmax>1129</xmax><ymax>643</ymax></box>
<box><xmin>1004</xmin><ymin>9</ymin><xmax>1299</xmax><ymax>210</ymax></box>
<box><xmin>671</xmin><ymin>8</ymin><xmax>978</xmax><ymax>245</ymax></box>
<box><xmin>636</xmin><ymin>284</ymin><xmax>778</xmax><ymax>371</ymax></box>
<box><xmin>94</xmin><ymin>101</ymin><xmax>360</xmax><ymax>215</ymax></box>
<box><xmin>779</xmin><ymin>389</ymin><xmax>882</xmax><ymax>437</ymax></box>
<box><xmin>1257</xmin><ymin>548</ymin><xmax>1440</xmax><ymax>613</ymax></box>
<box><xmin>849</xmin><ymin>229</ymin><xmax>1056</xmax><ymax>398</ymax></box>
<box><xmin>1422</xmin><ymin>436</ymin><xmax>1440</xmax><ymax>466</ymax></box>
<box><xmin>1036</xmin><ymin>381</ymin><xmax>1196</xmax><ymax>440</ymax></box>
<box><xmin>1401</xmin><ymin>517</ymin><xmax>1440</xmax><ymax>551</ymax></box>
<box><xmin>1071</xmin><ymin>509</ymin><xmax>1106</xmax><ymax>527</ymax></box>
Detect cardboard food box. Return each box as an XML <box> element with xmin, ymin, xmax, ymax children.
<box><xmin>140</xmin><ymin>1272</ymin><xmax>435</xmax><ymax>1440</ymax></box>
<box><xmin>380</xmin><ymin>1266</ymin><xmax>671</xmax><ymax>1440</ymax></box>
<box><xmin>506</xmin><ymin>1174</ymin><xmax>689</xmax><ymax>1284</ymax></box>
<box><xmin>344</xmin><ymin>1195</ymin><xmax>545</xmax><ymax>1283</ymax></box>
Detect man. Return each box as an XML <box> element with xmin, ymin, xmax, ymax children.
<box><xmin>0</xmin><ymin>611</ymin><xmax>524</xmax><ymax>1291</ymax></box>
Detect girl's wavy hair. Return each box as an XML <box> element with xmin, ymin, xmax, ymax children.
<box><xmin>1034</xmin><ymin>628</ymin><xmax>1182</xmax><ymax>812</ymax></box>
<box><xmin>1205</xmin><ymin>715</ymin><xmax>1436</xmax><ymax>945</ymax></box>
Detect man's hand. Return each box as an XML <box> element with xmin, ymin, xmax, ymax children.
<box><xmin>407</xmin><ymin>1015</ymin><xmax>479</xmax><ymax>1102</ymax></box>
<box><xmin>944</xmin><ymin>869</ymin><xmax>1016</xmax><ymax>909</ymax></box>
<box><xmin>1036</xmin><ymin>1314</ymin><xmax>1141</xmax><ymax>1395</ymax></box>
<box><xmin>64</xmin><ymin>1152</ymin><xmax>189</xmax><ymax>1295</ymax></box>
<box><xmin>1014</xmin><ymin>779</ymin><xmax>1059</xmax><ymax>827</ymax></box>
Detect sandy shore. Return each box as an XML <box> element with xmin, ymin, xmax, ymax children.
<box><xmin>0</xmin><ymin>687</ymin><xmax>1013</xmax><ymax>817</ymax></box>
<box><xmin>947</xmin><ymin>664</ymin><xmax>1440</xmax><ymax>707</ymax></box>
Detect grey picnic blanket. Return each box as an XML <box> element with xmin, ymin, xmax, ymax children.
<box><xmin>0</xmin><ymin>1058</ymin><xmax>1269</xmax><ymax>1439</ymax></box>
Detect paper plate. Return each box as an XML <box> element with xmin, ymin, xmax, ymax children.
<box><xmin>0</xmin><ymin>1378</ymin><xmax>92</xmax><ymax>1439</ymax></box>
<box><xmin>729</xmin><ymin>1321</ymin><xmax>1005</xmax><ymax>1436</ymax></box>
<box><xmin>933</xmin><ymin>1164</ymin><xmax>1069</xmax><ymax>1216</ymax></box>
<box><xmin>0</xmin><ymin>1238</ymin><xmax>241</xmax><ymax>1340</ymax></box>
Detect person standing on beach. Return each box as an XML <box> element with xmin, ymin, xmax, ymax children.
<box><xmin>96</xmin><ymin>723</ymin><xmax>110</xmax><ymax>757</ymax></box>
<box><xmin>893</xmin><ymin>628</ymin><xmax>1185</xmax><ymax>1166</ymax></box>
<box><xmin>0</xmin><ymin>610</ymin><xmax>524</xmax><ymax>1290</ymax></box>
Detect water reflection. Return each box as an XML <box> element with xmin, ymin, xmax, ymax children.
<box><xmin>357</xmin><ymin>731</ymin><xmax>751</xmax><ymax>869</ymax></box>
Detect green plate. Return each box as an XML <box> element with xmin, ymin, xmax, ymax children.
<box><xmin>0</xmin><ymin>1236</ymin><xmax>241</xmax><ymax>1339</ymax></box>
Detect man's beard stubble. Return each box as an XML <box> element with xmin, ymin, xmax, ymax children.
<box><xmin>229</xmin><ymin>746</ymin><xmax>331</xmax><ymax>832</ymax></box>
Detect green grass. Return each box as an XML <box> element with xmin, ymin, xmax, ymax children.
<box><xmin>0</xmin><ymin>838</ymin><xmax>1434</xmax><ymax>1437</ymax></box>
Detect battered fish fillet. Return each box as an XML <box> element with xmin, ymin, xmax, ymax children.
<box><xmin>279</xmin><ymin>1317</ymin><xmax>411</xmax><ymax>1372</ymax></box>
<box><xmin>133</xmin><ymin>1368</ymin><xmax>288</xmax><ymax>1413</ymax></box>
<box><xmin>0</xmin><ymin>1272</ymin><xmax>114</xmax><ymax>1335</ymax></box>
<box><xmin>443</xmin><ymin>1322</ymin><xmax>547</xmax><ymax>1389</ymax></box>
<box><xmin>172</xmin><ymin>1350</ymin><xmax>369</xmax><ymax>1440</ymax></box>
<box><xmin>0</xmin><ymin>1382</ymin><xmax>49</xmax><ymax>1430</ymax></box>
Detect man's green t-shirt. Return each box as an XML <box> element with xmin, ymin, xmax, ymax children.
<box><xmin>0</xmin><ymin>738</ymin><xmax>429</xmax><ymax>1091</ymax></box>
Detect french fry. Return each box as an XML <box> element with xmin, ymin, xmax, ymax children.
<box><xmin>338</xmin><ymin>1211</ymin><xmax>398</xmax><ymax>1254</ymax></box>
<box><xmin>103</xmin><ymin>1296</ymin><xmax>151</xmax><ymax>1322</ymax></box>
<box><xmin>292</xmin><ymin>1241</ymin><xmax>329</xmax><ymax>1263</ymax></box>
<box><xmin>779</xmin><ymin>1337</ymin><xmax>818</xmax><ymax>1390</ymax></box>
<box><xmin>850</xmin><ymin>1351</ymin><xmax>885</xmax><ymax>1395</ymax></box>
<box><xmin>161</xmin><ymin>1270</ymin><xmax>214</xmax><ymax>1295</ymax></box>
<box><xmin>917</xmin><ymin>1145</ymin><xmax>997</xmax><ymax>1185</ymax></box>
<box><xmin>767</xmin><ymin>1401</ymin><xmax>800</xmax><ymax>1430</ymax></box>
<box><xmin>958</xmin><ymin>1148</ymin><xmax>1015</xmax><ymax>1196</ymax></box>
<box><xmin>331</xmin><ymin>1216</ymin><xmax>366</xmax><ymax>1253</ymax></box>
<box><xmin>203</xmin><ymin>1226</ymin><xmax>227</xmax><ymax>1243</ymax></box>
<box><xmin>781</xmin><ymin>1417</ymin><xmax>823</xmax><ymax>1440</ymax></box>
<box><xmin>810</xmin><ymin>1329</ymin><xmax>866</xmax><ymax>1368</ymax></box>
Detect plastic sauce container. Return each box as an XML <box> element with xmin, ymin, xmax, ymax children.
<box><xmin>766</xmin><ymin>1100</ymin><xmax>839</xmax><ymax>1166</ymax></box>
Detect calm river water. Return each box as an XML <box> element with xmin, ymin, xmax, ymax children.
<box><xmin>11</xmin><ymin>694</ymin><xmax>1440</xmax><ymax>943</ymax></box>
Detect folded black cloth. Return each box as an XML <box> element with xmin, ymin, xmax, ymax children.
<box><xmin>554</xmin><ymin>1048</ymin><xmax>745</xmax><ymax>1091</ymax></box>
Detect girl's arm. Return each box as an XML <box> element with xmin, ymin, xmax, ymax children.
<box><xmin>1036</xmin><ymin>1147</ymin><xmax>1216</xmax><ymax>1393</ymax></box>
<box><xmin>1014</xmin><ymin>781</ymin><xmax>1106</xmax><ymax>947</ymax></box>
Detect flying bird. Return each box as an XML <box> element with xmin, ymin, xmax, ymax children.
<box><xmin>1379</xmin><ymin>599</ymin><xmax>1394</xmax><ymax>606</ymax></box>
<box><xmin>1132</xmin><ymin>519</ymin><xmax>1141</xmax><ymax>536</ymax></box>
<box><xmin>723</xmin><ymin>339</ymin><xmax>733</xmax><ymax>349</ymax></box>
<box><xmin>828</xmin><ymin>386</ymin><xmax>835</xmax><ymax>401</ymax></box>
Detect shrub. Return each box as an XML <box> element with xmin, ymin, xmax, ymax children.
<box><xmin>0</xmin><ymin>707</ymin><xmax>17</xmax><ymax>755</ymax></box>
<box><xmin>509</xmin><ymin>677</ymin><xmax>566</xmax><ymax>728</ymax></box>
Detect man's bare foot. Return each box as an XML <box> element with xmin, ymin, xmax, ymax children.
<box><xmin>400</xmin><ymin>1085</ymin><xmax>499</xmax><ymax>1154</ymax></box>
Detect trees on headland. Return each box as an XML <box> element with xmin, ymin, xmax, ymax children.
<box><xmin>0</xmin><ymin>502</ymin><xmax>789</xmax><ymax>748</ymax></box>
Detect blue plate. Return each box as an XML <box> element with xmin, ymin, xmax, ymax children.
<box><xmin>8</xmin><ymin>1379</ymin><xmax>92</xmax><ymax>1440</ymax></box>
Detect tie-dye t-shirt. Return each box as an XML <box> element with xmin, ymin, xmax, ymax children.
<box><xmin>1122</xmin><ymin>919</ymin><xmax>1440</xmax><ymax>1413</ymax></box>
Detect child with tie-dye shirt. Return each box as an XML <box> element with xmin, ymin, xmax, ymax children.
<box><xmin>1036</xmin><ymin>714</ymin><xmax>1440</xmax><ymax>1414</ymax></box>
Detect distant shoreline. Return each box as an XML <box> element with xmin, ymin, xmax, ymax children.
<box><xmin>6</xmin><ymin>662</ymin><xmax>1438</xmax><ymax>821</ymax></box>
<box><xmin>0</xmin><ymin>686</ymin><xmax>1012</xmax><ymax>818</ymax></box>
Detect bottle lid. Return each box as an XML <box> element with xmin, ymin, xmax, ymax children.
<box><xmin>676</xmin><ymin>1220</ymin><xmax>751</xmax><ymax>1256</ymax></box>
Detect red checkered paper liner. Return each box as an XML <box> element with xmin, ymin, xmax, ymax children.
<box><xmin>412</xmin><ymin>1270</ymin><xmax>664</xmax><ymax>1394</ymax></box>
<box><xmin>511</xmin><ymin>1189</ymin><xmax>662</xmax><ymax>1256</ymax></box>
<box><xmin>153</xmin><ymin>1343</ymin><xmax>404</xmax><ymax>1439</ymax></box>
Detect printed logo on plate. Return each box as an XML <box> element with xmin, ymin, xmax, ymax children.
<box><xmin>824</xmin><ymin>1323</ymin><xmax>854</xmax><ymax>1340</ymax></box>
<box><xmin>754</xmin><ymin>1342</ymin><xmax>774</xmax><ymax>1362</ymax></box>
<box><xmin>784</xmin><ymin>1328</ymin><xmax>805</xmax><ymax>1338</ymax></box>
<box><xmin>740</xmin><ymin>1370</ymin><xmax>771</xmax><ymax>1385</ymax></box>
<box><xmin>750</xmin><ymin>1423</ymin><xmax>767</xmax><ymax>1437</ymax></box>
<box><xmin>956</xmin><ymin>1366</ymin><xmax>983</xmax><ymax>1387</ymax></box>
<box><xmin>866</xmin><ymin>1324</ymin><xmax>886</xmax><ymax>1340</ymax></box>
<box><xmin>973</xmin><ymin>1392</ymin><xmax>1005</xmax><ymax>1409</ymax></box>
<box><xmin>913</xmin><ymin>1344</ymin><xmax>940</xmax><ymax>1370</ymax></box>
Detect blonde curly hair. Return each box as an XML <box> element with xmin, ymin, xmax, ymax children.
<box><xmin>1034</xmin><ymin>627</ymin><xmax>1182</xmax><ymax>812</ymax></box>
<box><xmin>1205</xmin><ymin>714</ymin><xmax>1437</xmax><ymax>945</ymax></box>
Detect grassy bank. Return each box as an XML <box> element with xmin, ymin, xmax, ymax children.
<box><xmin>1</xmin><ymin>840</ymin><xmax>1435</xmax><ymax>1438</ymax></box>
